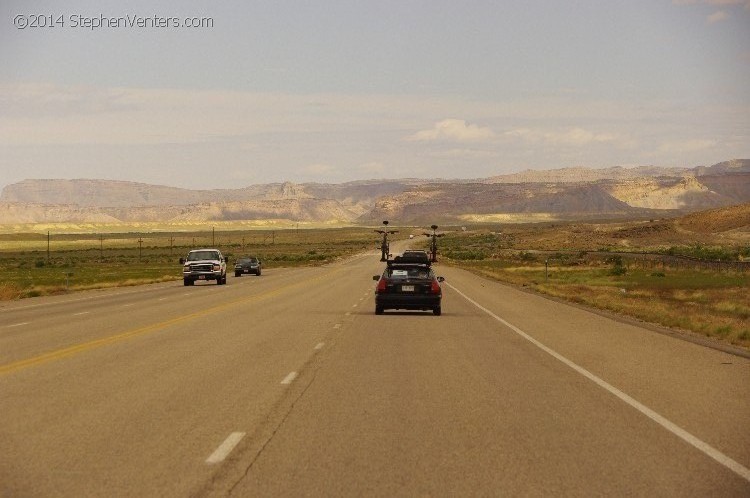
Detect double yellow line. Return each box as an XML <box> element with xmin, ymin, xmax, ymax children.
<box><xmin>1</xmin><ymin>267</ymin><xmax>342</xmax><ymax>376</ymax></box>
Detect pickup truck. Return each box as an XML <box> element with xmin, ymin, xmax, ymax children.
<box><xmin>180</xmin><ymin>248</ymin><xmax>227</xmax><ymax>286</ymax></box>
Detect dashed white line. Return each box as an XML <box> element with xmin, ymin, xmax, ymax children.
<box><xmin>333</xmin><ymin>324</ymin><xmax>341</xmax><ymax>329</ymax></box>
<box><xmin>122</xmin><ymin>303</ymin><xmax>134</xmax><ymax>308</ymax></box>
<box><xmin>6</xmin><ymin>322</ymin><xmax>30</xmax><ymax>328</ymax></box>
<box><xmin>72</xmin><ymin>312</ymin><xmax>90</xmax><ymax>316</ymax></box>
<box><xmin>352</xmin><ymin>303</ymin><xmax>358</xmax><ymax>308</ymax></box>
<box><xmin>158</xmin><ymin>298</ymin><xmax>167</xmax><ymax>301</ymax></box>
<box><xmin>281</xmin><ymin>371</ymin><xmax>298</xmax><ymax>385</ymax></box>
<box><xmin>446</xmin><ymin>281</ymin><xmax>750</xmax><ymax>484</ymax></box>
<box><xmin>205</xmin><ymin>432</ymin><xmax>246</xmax><ymax>464</ymax></box>
<box><xmin>345</xmin><ymin>312</ymin><xmax>351</xmax><ymax>316</ymax></box>
<box><xmin>315</xmin><ymin>342</ymin><xmax>325</xmax><ymax>350</ymax></box>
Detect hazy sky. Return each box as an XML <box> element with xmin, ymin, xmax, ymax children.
<box><xmin>1</xmin><ymin>0</ymin><xmax>748</xmax><ymax>190</ymax></box>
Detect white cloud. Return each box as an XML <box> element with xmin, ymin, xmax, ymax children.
<box><xmin>673</xmin><ymin>0</ymin><xmax>750</xmax><ymax>11</ymax></box>
<box><xmin>707</xmin><ymin>10</ymin><xmax>730</xmax><ymax>22</ymax></box>
<box><xmin>406</xmin><ymin>119</ymin><xmax>495</xmax><ymax>143</ymax></box>
<box><xmin>356</xmin><ymin>162</ymin><xmax>387</xmax><ymax>174</ymax></box>
<box><xmin>545</xmin><ymin>128</ymin><xmax>617</xmax><ymax>146</ymax></box>
<box><xmin>505</xmin><ymin>127</ymin><xmax>619</xmax><ymax>147</ymax></box>
<box><xmin>427</xmin><ymin>148</ymin><xmax>500</xmax><ymax>159</ymax></box>
<box><xmin>673</xmin><ymin>0</ymin><xmax>744</xmax><ymax>5</ymax></box>
<box><xmin>0</xmin><ymin>83</ymin><xmax>745</xmax><ymax>189</ymax></box>
<box><xmin>302</xmin><ymin>163</ymin><xmax>335</xmax><ymax>175</ymax></box>
<box><xmin>658</xmin><ymin>139</ymin><xmax>717</xmax><ymax>153</ymax></box>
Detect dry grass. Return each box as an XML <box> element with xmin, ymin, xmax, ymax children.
<box><xmin>446</xmin><ymin>260</ymin><xmax>749</xmax><ymax>348</ymax></box>
<box><xmin>0</xmin><ymin>284</ymin><xmax>22</xmax><ymax>300</ymax></box>
<box><xmin>0</xmin><ymin>226</ymin><xmax>377</xmax><ymax>301</ymax></box>
<box><xmin>434</xmin><ymin>223</ymin><xmax>749</xmax><ymax>348</ymax></box>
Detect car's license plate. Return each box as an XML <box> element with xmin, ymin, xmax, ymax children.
<box><xmin>199</xmin><ymin>275</ymin><xmax>206</xmax><ymax>280</ymax></box>
<box><xmin>401</xmin><ymin>285</ymin><xmax>415</xmax><ymax>292</ymax></box>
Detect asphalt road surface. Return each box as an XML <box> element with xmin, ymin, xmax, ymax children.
<box><xmin>1</xmin><ymin>245</ymin><xmax>749</xmax><ymax>497</ymax></box>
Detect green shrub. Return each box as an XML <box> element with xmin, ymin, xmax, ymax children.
<box><xmin>609</xmin><ymin>265</ymin><xmax>627</xmax><ymax>276</ymax></box>
<box><xmin>714</xmin><ymin>325</ymin><xmax>732</xmax><ymax>337</ymax></box>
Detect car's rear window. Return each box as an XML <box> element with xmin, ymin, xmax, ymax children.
<box><xmin>386</xmin><ymin>266</ymin><xmax>431</xmax><ymax>279</ymax></box>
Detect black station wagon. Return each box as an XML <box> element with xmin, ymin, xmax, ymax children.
<box><xmin>373</xmin><ymin>254</ymin><xmax>444</xmax><ymax>315</ymax></box>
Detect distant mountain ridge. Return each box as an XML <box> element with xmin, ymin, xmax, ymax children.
<box><xmin>1</xmin><ymin>160</ymin><xmax>748</xmax><ymax>224</ymax></box>
<box><xmin>483</xmin><ymin>165</ymin><xmax>693</xmax><ymax>184</ymax></box>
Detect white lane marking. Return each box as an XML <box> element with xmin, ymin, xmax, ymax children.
<box><xmin>315</xmin><ymin>342</ymin><xmax>325</xmax><ymax>350</ymax></box>
<box><xmin>333</xmin><ymin>324</ymin><xmax>341</xmax><ymax>329</ymax></box>
<box><xmin>6</xmin><ymin>322</ymin><xmax>30</xmax><ymax>328</ymax></box>
<box><xmin>122</xmin><ymin>303</ymin><xmax>134</xmax><ymax>308</ymax></box>
<box><xmin>345</xmin><ymin>312</ymin><xmax>351</xmax><ymax>316</ymax></box>
<box><xmin>182</xmin><ymin>293</ymin><xmax>191</xmax><ymax>296</ymax></box>
<box><xmin>352</xmin><ymin>304</ymin><xmax>358</xmax><ymax>308</ymax></box>
<box><xmin>0</xmin><ymin>284</ymin><xmax>169</xmax><ymax>313</ymax></box>
<box><xmin>205</xmin><ymin>432</ymin><xmax>246</xmax><ymax>464</ymax></box>
<box><xmin>281</xmin><ymin>371</ymin><xmax>298</xmax><ymax>385</ymax></box>
<box><xmin>72</xmin><ymin>312</ymin><xmax>90</xmax><ymax>316</ymax></box>
<box><xmin>446</xmin><ymin>282</ymin><xmax>750</xmax><ymax>484</ymax></box>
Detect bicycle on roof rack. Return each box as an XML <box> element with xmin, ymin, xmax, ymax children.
<box><xmin>374</xmin><ymin>220</ymin><xmax>398</xmax><ymax>262</ymax></box>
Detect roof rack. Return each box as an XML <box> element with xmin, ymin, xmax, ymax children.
<box><xmin>387</xmin><ymin>254</ymin><xmax>431</xmax><ymax>267</ymax></box>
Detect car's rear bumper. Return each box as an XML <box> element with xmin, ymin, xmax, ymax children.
<box><xmin>375</xmin><ymin>294</ymin><xmax>441</xmax><ymax>310</ymax></box>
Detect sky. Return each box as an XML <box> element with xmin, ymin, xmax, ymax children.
<box><xmin>1</xmin><ymin>0</ymin><xmax>749</xmax><ymax>191</ymax></box>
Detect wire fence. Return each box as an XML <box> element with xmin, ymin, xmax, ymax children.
<box><xmin>506</xmin><ymin>249</ymin><xmax>750</xmax><ymax>273</ymax></box>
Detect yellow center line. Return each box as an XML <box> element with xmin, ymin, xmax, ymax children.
<box><xmin>0</xmin><ymin>267</ymin><xmax>343</xmax><ymax>376</ymax></box>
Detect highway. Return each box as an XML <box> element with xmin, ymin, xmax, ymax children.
<box><xmin>1</xmin><ymin>244</ymin><xmax>749</xmax><ymax>497</ymax></box>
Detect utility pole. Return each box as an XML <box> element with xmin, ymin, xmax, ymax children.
<box><xmin>100</xmin><ymin>234</ymin><xmax>104</xmax><ymax>262</ymax></box>
<box><xmin>138</xmin><ymin>237</ymin><xmax>144</xmax><ymax>261</ymax></box>
<box><xmin>47</xmin><ymin>231</ymin><xmax>50</xmax><ymax>261</ymax></box>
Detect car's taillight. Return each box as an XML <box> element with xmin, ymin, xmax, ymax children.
<box><xmin>430</xmin><ymin>279</ymin><xmax>441</xmax><ymax>294</ymax></box>
<box><xmin>376</xmin><ymin>278</ymin><xmax>387</xmax><ymax>293</ymax></box>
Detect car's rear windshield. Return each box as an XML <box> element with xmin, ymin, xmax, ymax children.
<box><xmin>187</xmin><ymin>251</ymin><xmax>220</xmax><ymax>261</ymax></box>
<box><xmin>385</xmin><ymin>266</ymin><xmax>431</xmax><ymax>279</ymax></box>
<box><xmin>238</xmin><ymin>258</ymin><xmax>257</xmax><ymax>264</ymax></box>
